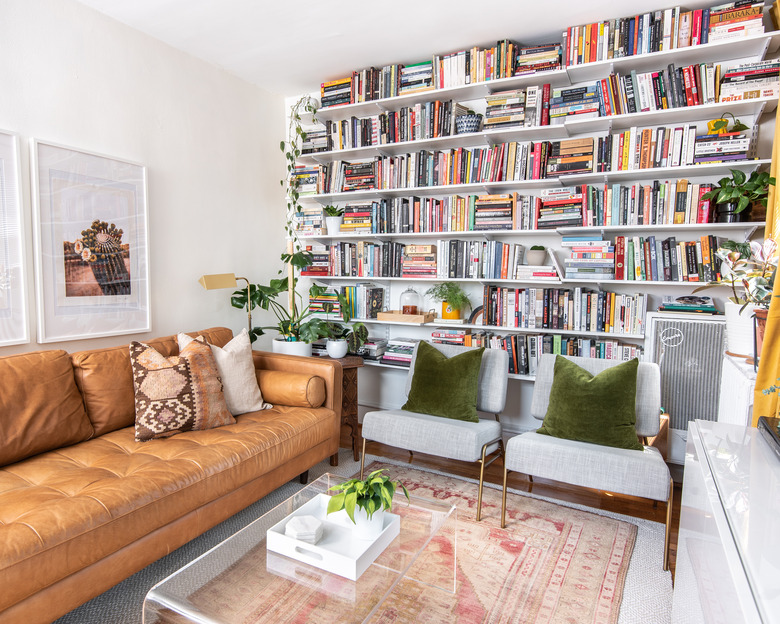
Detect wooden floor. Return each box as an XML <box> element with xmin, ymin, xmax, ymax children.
<box><xmin>340</xmin><ymin>426</ymin><xmax>682</xmax><ymax>580</ymax></box>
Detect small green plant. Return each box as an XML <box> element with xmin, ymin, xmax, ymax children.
<box><xmin>326</xmin><ymin>469</ymin><xmax>409</xmax><ymax>523</ymax></box>
<box><xmin>425</xmin><ymin>282</ymin><xmax>472</xmax><ymax>313</ymax></box>
<box><xmin>322</xmin><ymin>291</ymin><xmax>369</xmax><ymax>353</ymax></box>
<box><xmin>323</xmin><ymin>205</ymin><xmax>344</xmax><ymax>217</ymax></box>
<box><xmin>530</xmin><ymin>245</ymin><xmax>545</xmax><ymax>251</ymax></box>
<box><xmin>701</xmin><ymin>169</ymin><xmax>775</xmax><ymax>214</ymax></box>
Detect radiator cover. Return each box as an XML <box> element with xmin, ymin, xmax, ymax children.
<box><xmin>645</xmin><ymin>312</ymin><xmax>726</xmax><ymax>432</ymax></box>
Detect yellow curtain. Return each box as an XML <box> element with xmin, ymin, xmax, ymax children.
<box><xmin>752</xmin><ymin>101</ymin><xmax>780</xmax><ymax>426</ymax></box>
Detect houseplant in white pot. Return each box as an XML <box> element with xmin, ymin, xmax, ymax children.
<box><xmin>323</xmin><ymin>205</ymin><xmax>344</xmax><ymax>236</ymax></box>
<box><xmin>322</xmin><ymin>292</ymin><xmax>369</xmax><ymax>358</ymax></box>
<box><xmin>326</xmin><ymin>469</ymin><xmax>409</xmax><ymax>540</ymax></box>
<box><xmin>695</xmin><ymin>238</ymin><xmax>777</xmax><ymax>358</ymax></box>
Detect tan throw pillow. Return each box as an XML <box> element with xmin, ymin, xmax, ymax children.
<box><xmin>178</xmin><ymin>328</ymin><xmax>270</xmax><ymax>414</ymax></box>
<box><xmin>130</xmin><ymin>336</ymin><xmax>235</xmax><ymax>441</ymax></box>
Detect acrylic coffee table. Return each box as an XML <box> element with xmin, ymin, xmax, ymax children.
<box><xmin>143</xmin><ymin>473</ymin><xmax>457</xmax><ymax>624</ymax></box>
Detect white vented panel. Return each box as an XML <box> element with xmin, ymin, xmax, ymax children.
<box><xmin>645</xmin><ymin>313</ymin><xmax>726</xmax><ymax>463</ymax></box>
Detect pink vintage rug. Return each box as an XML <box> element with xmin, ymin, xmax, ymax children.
<box><xmin>172</xmin><ymin>462</ymin><xmax>637</xmax><ymax>624</ymax></box>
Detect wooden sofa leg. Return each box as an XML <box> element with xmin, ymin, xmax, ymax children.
<box><xmin>330</xmin><ymin>453</ymin><xmax>339</xmax><ymax>467</ymax></box>
<box><xmin>299</xmin><ymin>470</ymin><xmax>309</xmax><ymax>484</ymax></box>
<box><xmin>664</xmin><ymin>477</ymin><xmax>673</xmax><ymax>572</ymax></box>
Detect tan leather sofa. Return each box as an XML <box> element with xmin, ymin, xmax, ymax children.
<box><xmin>0</xmin><ymin>327</ymin><xmax>342</xmax><ymax>624</ymax></box>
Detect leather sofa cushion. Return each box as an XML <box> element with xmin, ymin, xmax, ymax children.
<box><xmin>71</xmin><ymin>328</ymin><xmax>234</xmax><ymax>437</ymax></box>
<box><xmin>0</xmin><ymin>351</ymin><xmax>93</xmax><ymax>467</ymax></box>
<box><xmin>257</xmin><ymin>370</ymin><xmax>325</xmax><ymax>407</ymax></box>
<box><xmin>0</xmin><ymin>404</ymin><xmax>338</xmax><ymax>612</ymax></box>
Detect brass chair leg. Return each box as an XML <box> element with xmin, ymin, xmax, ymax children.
<box><xmin>476</xmin><ymin>444</ymin><xmax>488</xmax><ymax>522</ymax></box>
<box><xmin>501</xmin><ymin>466</ymin><xmax>509</xmax><ymax>528</ymax></box>
<box><xmin>664</xmin><ymin>477</ymin><xmax>673</xmax><ymax>572</ymax></box>
<box><xmin>359</xmin><ymin>437</ymin><xmax>367</xmax><ymax>479</ymax></box>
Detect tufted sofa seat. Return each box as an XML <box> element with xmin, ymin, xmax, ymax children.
<box><xmin>0</xmin><ymin>328</ymin><xmax>342</xmax><ymax>624</ymax></box>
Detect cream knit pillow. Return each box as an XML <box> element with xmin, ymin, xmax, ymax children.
<box><xmin>178</xmin><ymin>328</ymin><xmax>270</xmax><ymax>415</ymax></box>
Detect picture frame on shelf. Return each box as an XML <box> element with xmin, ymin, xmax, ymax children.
<box><xmin>0</xmin><ymin>130</ymin><xmax>29</xmax><ymax>346</ymax></box>
<box><xmin>30</xmin><ymin>140</ymin><xmax>150</xmax><ymax>342</ymax></box>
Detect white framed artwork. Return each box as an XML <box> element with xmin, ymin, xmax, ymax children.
<box><xmin>31</xmin><ymin>139</ymin><xmax>150</xmax><ymax>342</ymax></box>
<box><xmin>0</xmin><ymin>130</ymin><xmax>29</xmax><ymax>346</ymax></box>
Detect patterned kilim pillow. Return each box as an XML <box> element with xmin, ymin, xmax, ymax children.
<box><xmin>130</xmin><ymin>336</ymin><xmax>235</xmax><ymax>441</ymax></box>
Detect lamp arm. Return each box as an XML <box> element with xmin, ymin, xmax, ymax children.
<box><xmin>236</xmin><ymin>277</ymin><xmax>251</xmax><ymax>332</ymax></box>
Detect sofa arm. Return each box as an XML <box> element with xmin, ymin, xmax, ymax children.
<box><xmin>256</xmin><ymin>370</ymin><xmax>326</xmax><ymax>407</ymax></box>
<box><xmin>251</xmin><ymin>351</ymin><xmax>343</xmax><ymax>414</ymax></box>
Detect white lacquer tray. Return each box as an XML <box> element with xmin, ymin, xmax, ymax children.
<box><xmin>266</xmin><ymin>493</ymin><xmax>400</xmax><ymax>581</ymax></box>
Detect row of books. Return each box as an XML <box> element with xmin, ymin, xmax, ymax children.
<box><xmin>563</xmin><ymin>1</ymin><xmax>766</xmax><ymax>67</ymax></box>
<box><xmin>463</xmin><ymin>333</ymin><xmax>644</xmax><ymax>374</ymax></box>
<box><xmin>323</xmin><ymin>100</ymin><xmax>470</xmax><ymax>151</ymax></box>
<box><xmin>301</xmin><ymin>127</ymin><xmax>752</xmax><ymax>196</ymax></box>
<box><xmin>322</xmin><ymin>42</ymin><xmax>563</xmax><ymax>109</ymax></box>
<box><xmin>380</xmin><ymin>337</ymin><xmax>420</xmax><ymax>367</ymax></box>
<box><xmin>437</xmin><ymin>239</ymin><xmax>555</xmax><ymax>280</ymax></box>
<box><xmin>308</xmin><ymin>284</ymin><xmax>386</xmax><ymax>320</ymax></box>
<box><xmin>480</xmin><ymin>285</ymin><xmax>647</xmax><ymax>335</ymax></box>
<box><xmin>483</xmin><ymin>85</ymin><xmax>552</xmax><ymax>129</ymax></box>
<box><xmin>563</xmin><ymin>234</ymin><xmax>723</xmax><ymax>282</ymax></box>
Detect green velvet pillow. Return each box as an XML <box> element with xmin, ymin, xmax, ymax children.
<box><xmin>537</xmin><ymin>356</ymin><xmax>643</xmax><ymax>451</ymax></box>
<box><xmin>402</xmin><ymin>342</ymin><xmax>485</xmax><ymax>423</ymax></box>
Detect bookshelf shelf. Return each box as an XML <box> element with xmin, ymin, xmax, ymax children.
<box><xmin>294</xmin><ymin>7</ymin><xmax>776</xmax><ymax>375</ymax></box>
<box><xmin>563</xmin><ymin>159</ymin><xmax>772</xmax><ymax>185</ymax></box>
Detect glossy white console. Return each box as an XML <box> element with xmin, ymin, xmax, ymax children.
<box><xmin>672</xmin><ymin>420</ymin><xmax>780</xmax><ymax>624</ymax></box>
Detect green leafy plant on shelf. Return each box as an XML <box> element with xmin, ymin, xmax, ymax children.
<box><xmin>326</xmin><ymin>469</ymin><xmax>409</xmax><ymax>523</ymax></box>
<box><xmin>323</xmin><ymin>205</ymin><xmax>344</xmax><ymax>217</ymax></box>
<box><xmin>425</xmin><ymin>282</ymin><xmax>472</xmax><ymax>313</ymax></box>
<box><xmin>701</xmin><ymin>169</ymin><xmax>775</xmax><ymax>214</ymax></box>
<box><xmin>231</xmin><ymin>251</ymin><xmax>339</xmax><ymax>344</ymax></box>
<box><xmin>281</xmin><ymin>95</ymin><xmax>318</xmax><ymax>251</ymax></box>
<box><xmin>322</xmin><ymin>292</ymin><xmax>369</xmax><ymax>353</ymax></box>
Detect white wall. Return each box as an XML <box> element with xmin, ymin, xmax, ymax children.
<box><xmin>0</xmin><ymin>0</ymin><xmax>287</xmax><ymax>356</ymax></box>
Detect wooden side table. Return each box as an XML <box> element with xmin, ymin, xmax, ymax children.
<box><xmin>319</xmin><ymin>355</ymin><xmax>364</xmax><ymax>461</ymax></box>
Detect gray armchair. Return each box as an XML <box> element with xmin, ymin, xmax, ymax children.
<box><xmin>360</xmin><ymin>343</ymin><xmax>508</xmax><ymax>521</ymax></box>
<box><xmin>502</xmin><ymin>354</ymin><xmax>673</xmax><ymax>570</ymax></box>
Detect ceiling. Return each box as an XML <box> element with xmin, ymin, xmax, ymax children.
<box><xmin>73</xmin><ymin>0</ymin><xmax>700</xmax><ymax>97</ymax></box>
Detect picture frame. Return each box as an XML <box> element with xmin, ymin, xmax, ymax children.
<box><xmin>0</xmin><ymin>130</ymin><xmax>29</xmax><ymax>346</ymax></box>
<box><xmin>31</xmin><ymin>140</ymin><xmax>150</xmax><ymax>342</ymax></box>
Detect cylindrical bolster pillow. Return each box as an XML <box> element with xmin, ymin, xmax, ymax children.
<box><xmin>256</xmin><ymin>370</ymin><xmax>326</xmax><ymax>408</ymax></box>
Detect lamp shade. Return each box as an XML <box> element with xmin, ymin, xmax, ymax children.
<box><xmin>199</xmin><ymin>273</ymin><xmax>238</xmax><ymax>290</ymax></box>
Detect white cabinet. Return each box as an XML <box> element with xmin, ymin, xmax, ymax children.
<box><xmin>672</xmin><ymin>420</ymin><xmax>780</xmax><ymax>623</ymax></box>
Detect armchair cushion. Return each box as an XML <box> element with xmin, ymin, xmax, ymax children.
<box><xmin>402</xmin><ymin>341</ymin><xmax>484</xmax><ymax>422</ymax></box>
<box><xmin>538</xmin><ymin>356</ymin><xmax>643</xmax><ymax>451</ymax></box>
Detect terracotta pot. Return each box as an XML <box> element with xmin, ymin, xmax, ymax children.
<box><xmin>755</xmin><ymin>308</ymin><xmax>769</xmax><ymax>360</ymax></box>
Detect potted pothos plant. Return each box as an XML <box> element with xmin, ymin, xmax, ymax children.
<box><xmin>323</xmin><ymin>205</ymin><xmax>344</xmax><ymax>236</ymax></box>
<box><xmin>327</xmin><ymin>469</ymin><xmax>409</xmax><ymax>540</ymax></box>
<box><xmin>701</xmin><ymin>169</ymin><xmax>775</xmax><ymax>223</ymax></box>
<box><xmin>322</xmin><ymin>291</ymin><xmax>369</xmax><ymax>358</ymax></box>
<box><xmin>425</xmin><ymin>282</ymin><xmax>472</xmax><ymax>320</ymax></box>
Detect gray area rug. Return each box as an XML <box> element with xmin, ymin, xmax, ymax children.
<box><xmin>54</xmin><ymin>450</ymin><xmax>671</xmax><ymax>624</ymax></box>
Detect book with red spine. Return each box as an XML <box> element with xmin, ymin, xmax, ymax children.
<box><xmin>615</xmin><ymin>235</ymin><xmax>626</xmax><ymax>280</ymax></box>
<box><xmin>541</xmin><ymin>83</ymin><xmax>551</xmax><ymax>126</ymax></box>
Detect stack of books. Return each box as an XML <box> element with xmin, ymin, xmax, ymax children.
<box><xmin>693</xmin><ymin>130</ymin><xmax>753</xmax><ymax>163</ymax></box>
<box><xmin>399</xmin><ymin>61</ymin><xmax>434</xmax><ymax>94</ymax></box>
<box><xmin>484</xmin><ymin>90</ymin><xmax>525</xmax><ymax>129</ymax></box>
<box><xmin>293</xmin><ymin>207</ymin><xmax>324</xmax><ymax>237</ymax></box>
<box><xmin>536</xmin><ymin>187</ymin><xmax>585</xmax><ymax>229</ymax></box>
<box><xmin>563</xmin><ymin>237</ymin><xmax>615</xmax><ymax>280</ymax></box>
<box><xmin>308</xmin><ymin>292</ymin><xmax>341</xmax><ymax>315</ymax></box>
<box><xmin>549</xmin><ymin>85</ymin><xmax>600</xmax><ymax>125</ymax></box>
<box><xmin>357</xmin><ymin>338</ymin><xmax>387</xmax><ymax>360</ymax></box>
<box><xmin>522</xmin><ymin>84</ymin><xmax>551</xmax><ymax>127</ymax></box>
<box><xmin>431</xmin><ymin>328</ymin><xmax>471</xmax><ymax>346</ymax></box>
<box><xmin>300</xmin><ymin>244</ymin><xmax>330</xmax><ymax>276</ymax></box>
<box><xmin>341</xmin><ymin>161</ymin><xmax>377</xmax><ymax>192</ymax></box>
<box><xmin>474</xmin><ymin>194</ymin><xmax>516</xmax><ymax>230</ymax></box>
<box><xmin>292</xmin><ymin>165</ymin><xmax>321</xmax><ymax>195</ymax></box>
<box><xmin>320</xmin><ymin>77</ymin><xmax>352</xmax><ymax>108</ymax></box>
<box><xmin>341</xmin><ymin>203</ymin><xmax>373</xmax><ymax>232</ymax></box>
<box><xmin>380</xmin><ymin>337</ymin><xmax>419</xmax><ymax>367</ymax></box>
<box><xmin>346</xmin><ymin>283</ymin><xmax>385</xmax><ymax>319</ymax></box>
<box><xmin>719</xmin><ymin>59</ymin><xmax>780</xmax><ymax>102</ymax></box>
<box><xmin>300</xmin><ymin>122</ymin><xmax>330</xmax><ymax>154</ymax></box>
<box><xmin>708</xmin><ymin>0</ymin><xmax>765</xmax><ymax>42</ymax></box>
<box><xmin>401</xmin><ymin>244</ymin><xmax>437</xmax><ymax>278</ymax></box>
<box><xmin>515</xmin><ymin>43</ymin><xmax>563</xmax><ymax>75</ymax></box>
<box><xmin>546</xmin><ymin>138</ymin><xmax>594</xmax><ymax>177</ymax></box>
<box><xmin>657</xmin><ymin>295</ymin><xmax>720</xmax><ymax>314</ymax></box>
